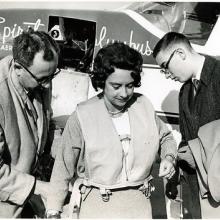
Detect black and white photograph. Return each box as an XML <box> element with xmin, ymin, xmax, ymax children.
<box><xmin>0</xmin><ymin>1</ymin><xmax>220</xmax><ymax>218</ymax></box>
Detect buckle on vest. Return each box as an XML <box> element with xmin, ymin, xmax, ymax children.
<box><xmin>100</xmin><ymin>188</ymin><xmax>112</xmax><ymax>202</ymax></box>
<box><xmin>139</xmin><ymin>178</ymin><xmax>155</xmax><ymax>199</ymax></box>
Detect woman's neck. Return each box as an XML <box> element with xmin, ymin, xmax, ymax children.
<box><xmin>103</xmin><ymin>96</ymin><xmax>125</xmax><ymax>115</ymax></box>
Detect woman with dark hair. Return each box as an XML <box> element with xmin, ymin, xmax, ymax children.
<box><xmin>46</xmin><ymin>42</ymin><xmax>177</xmax><ymax>218</ymax></box>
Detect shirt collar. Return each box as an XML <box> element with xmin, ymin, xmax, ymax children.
<box><xmin>192</xmin><ymin>56</ymin><xmax>205</xmax><ymax>82</ymax></box>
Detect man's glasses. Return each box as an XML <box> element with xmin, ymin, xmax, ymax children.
<box><xmin>160</xmin><ymin>50</ymin><xmax>177</xmax><ymax>74</ymax></box>
<box><xmin>15</xmin><ymin>60</ymin><xmax>61</xmax><ymax>85</ymax></box>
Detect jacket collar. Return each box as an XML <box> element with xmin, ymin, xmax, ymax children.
<box><xmin>9</xmin><ymin>59</ymin><xmax>29</xmax><ymax>104</ymax></box>
<box><xmin>200</xmin><ymin>55</ymin><xmax>217</xmax><ymax>87</ymax></box>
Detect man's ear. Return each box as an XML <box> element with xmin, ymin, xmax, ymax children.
<box><xmin>13</xmin><ymin>63</ymin><xmax>22</xmax><ymax>76</ymax></box>
<box><xmin>176</xmin><ymin>48</ymin><xmax>186</xmax><ymax>60</ymax></box>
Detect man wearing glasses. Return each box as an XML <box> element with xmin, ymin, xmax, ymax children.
<box><xmin>0</xmin><ymin>28</ymin><xmax>60</xmax><ymax>218</ymax></box>
<box><xmin>153</xmin><ymin>32</ymin><xmax>220</xmax><ymax>218</ymax></box>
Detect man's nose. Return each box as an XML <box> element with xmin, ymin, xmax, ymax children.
<box><xmin>165</xmin><ymin>72</ymin><xmax>172</xmax><ymax>79</ymax></box>
<box><xmin>41</xmin><ymin>81</ymin><xmax>51</xmax><ymax>89</ymax></box>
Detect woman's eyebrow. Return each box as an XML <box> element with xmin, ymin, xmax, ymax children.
<box><xmin>110</xmin><ymin>82</ymin><xmax>121</xmax><ymax>85</ymax></box>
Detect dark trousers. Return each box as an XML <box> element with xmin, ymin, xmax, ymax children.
<box><xmin>180</xmin><ymin>162</ymin><xmax>201</xmax><ymax>219</ymax></box>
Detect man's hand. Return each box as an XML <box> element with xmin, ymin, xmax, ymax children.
<box><xmin>159</xmin><ymin>156</ymin><xmax>176</xmax><ymax>179</ymax></box>
<box><xmin>178</xmin><ymin>145</ymin><xmax>196</xmax><ymax>169</ymax></box>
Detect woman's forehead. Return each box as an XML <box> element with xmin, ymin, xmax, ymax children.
<box><xmin>107</xmin><ymin>68</ymin><xmax>134</xmax><ymax>82</ymax></box>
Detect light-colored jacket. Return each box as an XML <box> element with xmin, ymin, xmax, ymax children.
<box><xmin>0</xmin><ymin>56</ymin><xmax>51</xmax><ymax>217</ymax></box>
<box><xmin>188</xmin><ymin>119</ymin><xmax>220</xmax><ymax>202</ymax></box>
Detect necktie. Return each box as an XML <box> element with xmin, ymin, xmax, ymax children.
<box><xmin>193</xmin><ymin>79</ymin><xmax>200</xmax><ymax>92</ymax></box>
<box><xmin>27</xmin><ymin>91</ymin><xmax>34</xmax><ymax>103</ymax></box>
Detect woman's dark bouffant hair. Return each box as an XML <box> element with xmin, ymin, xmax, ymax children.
<box><xmin>91</xmin><ymin>41</ymin><xmax>143</xmax><ymax>91</ymax></box>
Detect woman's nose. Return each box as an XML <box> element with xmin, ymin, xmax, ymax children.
<box><xmin>119</xmin><ymin>87</ymin><xmax>128</xmax><ymax>98</ymax></box>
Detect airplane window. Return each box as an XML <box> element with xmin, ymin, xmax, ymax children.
<box><xmin>127</xmin><ymin>2</ymin><xmax>172</xmax><ymax>32</ymax></box>
<box><xmin>48</xmin><ymin>16</ymin><xmax>96</xmax><ymax>73</ymax></box>
<box><xmin>181</xmin><ymin>3</ymin><xmax>220</xmax><ymax>46</ymax></box>
<box><xmin>128</xmin><ymin>2</ymin><xmax>220</xmax><ymax>46</ymax></box>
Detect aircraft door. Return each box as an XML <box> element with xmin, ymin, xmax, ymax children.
<box><xmin>48</xmin><ymin>16</ymin><xmax>96</xmax><ymax>73</ymax></box>
<box><xmin>48</xmin><ymin>16</ymin><xmax>96</xmax><ymax>120</ymax></box>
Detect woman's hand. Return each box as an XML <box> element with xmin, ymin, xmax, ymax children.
<box><xmin>159</xmin><ymin>155</ymin><xmax>176</xmax><ymax>179</ymax></box>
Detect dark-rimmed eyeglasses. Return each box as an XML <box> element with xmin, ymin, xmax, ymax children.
<box><xmin>15</xmin><ymin>59</ymin><xmax>61</xmax><ymax>85</ymax></box>
<box><xmin>160</xmin><ymin>50</ymin><xmax>177</xmax><ymax>74</ymax></box>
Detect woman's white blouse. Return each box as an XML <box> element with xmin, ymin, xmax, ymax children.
<box><xmin>111</xmin><ymin>111</ymin><xmax>131</xmax><ymax>181</ymax></box>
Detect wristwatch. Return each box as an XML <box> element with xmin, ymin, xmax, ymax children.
<box><xmin>165</xmin><ymin>153</ymin><xmax>176</xmax><ymax>165</ymax></box>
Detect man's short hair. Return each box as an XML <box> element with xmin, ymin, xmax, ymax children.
<box><xmin>13</xmin><ymin>28</ymin><xmax>60</xmax><ymax>67</ymax></box>
<box><xmin>153</xmin><ymin>32</ymin><xmax>192</xmax><ymax>58</ymax></box>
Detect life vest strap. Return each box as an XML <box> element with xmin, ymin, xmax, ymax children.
<box><xmin>99</xmin><ymin>188</ymin><xmax>112</xmax><ymax>202</ymax></box>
